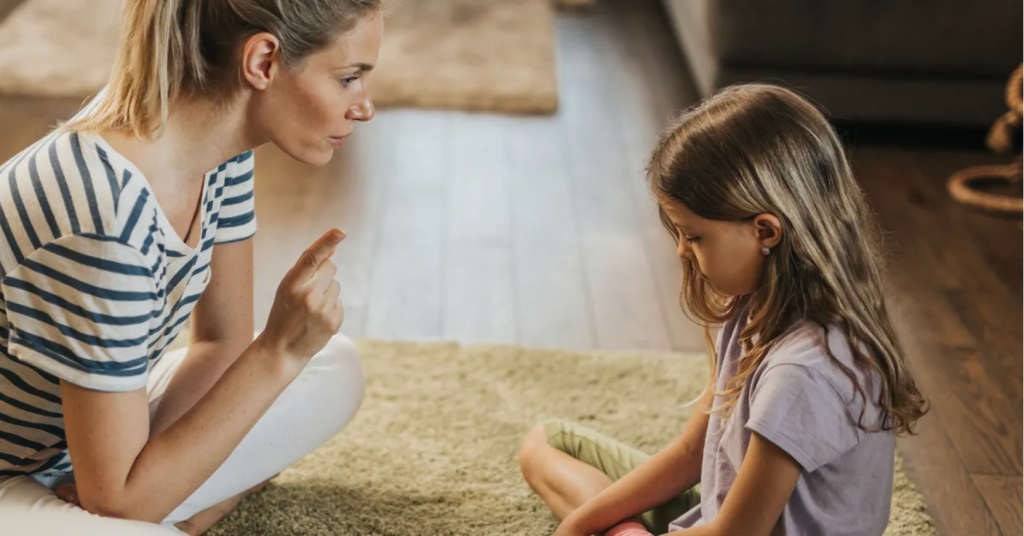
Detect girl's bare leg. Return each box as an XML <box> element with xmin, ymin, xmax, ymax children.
<box><xmin>519</xmin><ymin>424</ymin><xmax>614</xmax><ymax>520</ymax></box>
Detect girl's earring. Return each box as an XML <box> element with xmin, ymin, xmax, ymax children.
<box><xmin>760</xmin><ymin>246</ymin><xmax>771</xmax><ymax>256</ymax></box>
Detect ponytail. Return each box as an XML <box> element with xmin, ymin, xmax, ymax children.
<box><xmin>68</xmin><ymin>0</ymin><xmax>196</xmax><ymax>138</ymax></box>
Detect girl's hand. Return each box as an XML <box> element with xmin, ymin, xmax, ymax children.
<box><xmin>258</xmin><ymin>229</ymin><xmax>346</xmax><ymax>362</ymax></box>
<box><xmin>553</xmin><ymin>516</ymin><xmax>588</xmax><ymax>536</ymax></box>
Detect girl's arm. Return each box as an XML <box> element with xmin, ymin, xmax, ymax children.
<box><xmin>667</xmin><ymin>431</ymin><xmax>800</xmax><ymax>536</ymax></box>
<box><xmin>149</xmin><ymin>238</ymin><xmax>255</xmax><ymax>436</ymax></box>
<box><xmin>60</xmin><ymin>230</ymin><xmax>346</xmax><ymax>523</ymax></box>
<box><xmin>563</xmin><ymin>383</ymin><xmax>715</xmax><ymax>536</ymax></box>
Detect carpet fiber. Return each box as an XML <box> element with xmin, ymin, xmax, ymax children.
<box><xmin>205</xmin><ymin>339</ymin><xmax>934</xmax><ymax>535</ymax></box>
<box><xmin>372</xmin><ymin>0</ymin><xmax>559</xmax><ymax>114</ymax></box>
<box><xmin>0</xmin><ymin>0</ymin><xmax>560</xmax><ymax>114</ymax></box>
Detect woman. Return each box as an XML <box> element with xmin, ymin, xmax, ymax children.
<box><xmin>0</xmin><ymin>0</ymin><xmax>382</xmax><ymax>534</ymax></box>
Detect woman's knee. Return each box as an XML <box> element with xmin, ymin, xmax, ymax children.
<box><xmin>321</xmin><ymin>332</ymin><xmax>364</xmax><ymax>377</ymax></box>
<box><xmin>310</xmin><ymin>334</ymin><xmax>366</xmax><ymax>432</ymax></box>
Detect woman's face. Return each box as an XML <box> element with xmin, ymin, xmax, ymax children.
<box><xmin>659</xmin><ymin>196</ymin><xmax>781</xmax><ymax>297</ymax></box>
<box><xmin>251</xmin><ymin>11</ymin><xmax>383</xmax><ymax>167</ymax></box>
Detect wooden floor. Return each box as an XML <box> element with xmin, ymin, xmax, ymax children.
<box><xmin>0</xmin><ymin>0</ymin><xmax>1020</xmax><ymax>534</ymax></box>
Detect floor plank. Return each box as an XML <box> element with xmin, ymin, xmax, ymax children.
<box><xmin>364</xmin><ymin>191</ymin><xmax>446</xmax><ymax>340</ymax></box>
<box><xmin>972</xmin><ymin>474</ymin><xmax>1024</xmax><ymax>536</ymax></box>
<box><xmin>928</xmin><ymin>346</ymin><xmax>1022</xmax><ymax>475</ymax></box>
<box><xmin>856</xmin><ymin>146</ymin><xmax>1022</xmax><ymax>533</ymax></box>
<box><xmin>508</xmin><ymin>116</ymin><xmax>595</xmax><ymax>349</ymax></box>
<box><xmin>888</xmin><ymin>296</ymin><xmax>1007</xmax><ymax>534</ymax></box>
<box><xmin>558</xmin><ymin>77</ymin><xmax>672</xmax><ymax>350</ymax></box>
<box><xmin>886</xmin><ymin>287</ymin><xmax>1022</xmax><ymax>478</ymax></box>
<box><xmin>897</xmin><ymin>415</ymin><xmax>1003</xmax><ymax>536</ymax></box>
<box><xmin>443</xmin><ymin>113</ymin><xmax>517</xmax><ymax>344</ymax></box>
<box><xmin>601</xmin><ymin>0</ymin><xmax>707</xmax><ymax>353</ymax></box>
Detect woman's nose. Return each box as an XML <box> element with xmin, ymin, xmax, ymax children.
<box><xmin>348</xmin><ymin>97</ymin><xmax>375</xmax><ymax>122</ymax></box>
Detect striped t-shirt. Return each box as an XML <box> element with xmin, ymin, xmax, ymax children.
<box><xmin>0</xmin><ymin>127</ymin><xmax>257</xmax><ymax>478</ymax></box>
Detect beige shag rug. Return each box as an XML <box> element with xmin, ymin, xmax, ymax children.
<box><xmin>373</xmin><ymin>0</ymin><xmax>558</xmax><ymax>114</ymax></box>
<box><xmin>0</xmin><ymin>0</ymin><xmax>565</xmax><ymax>114</ymax></box>
<box><xmin>199</xmin><ymin>339</ymin><xmax>934</xmax><ymax>536</ymax></box>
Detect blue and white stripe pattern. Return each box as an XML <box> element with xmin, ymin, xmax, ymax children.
<box><xmin>0</xmin><ymin>129</ymin><xmax>256</xmax><ymax>477</ymax></box>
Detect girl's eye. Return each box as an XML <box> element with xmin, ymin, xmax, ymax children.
<box><xmin>685</xmin><ymin>237</ymin><xmax>700</xmax><ymax>244</ymax></box>
<box><xmin>341</xmin><ymin>76</ymin><xmax>360</xmax><ymax>87</ymax></box>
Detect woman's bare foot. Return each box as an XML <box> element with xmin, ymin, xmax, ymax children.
<box><xmin>173</xmin><ymin>479</ymin><xmax>270</xmax><ymax>536</ymax></box>
<box><xmin>55</xmin><ymin>478</ymin><xmax>270</xmax><ymax>535</ymax></box>
<box><xmin>54</xmin><ymin>483</ymin><xmax>80</xmax><ymax>506</ymax></box>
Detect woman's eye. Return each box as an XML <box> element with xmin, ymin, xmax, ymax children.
<box><xmin>341</xmin><ymin>76</ymin><xmax>360</xmax><ymax>87</ymax></box>
<box><xmin>685</xmin><ymin>237</ymin><xmax>700</xmax><ymax>244</ymax></box>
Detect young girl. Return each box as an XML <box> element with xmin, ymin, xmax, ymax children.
<box><xmin>0</xmin><ymin>1</ymin><xmax>381</xmax><ymax>534</ymax></box>
<box><xmin>519</xmin><ymin>84</ymin><xmax>928</xmax><ymax>536</ymax></box>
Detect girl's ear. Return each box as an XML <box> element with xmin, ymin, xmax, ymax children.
<box><xmin>753</xmin><ymin>213</ymin><xmax>783</xmax><ymax>249</ymax></box>
<box><xmin>241</xmin><ymin>32</ymin><xmax>282</xmax><ymax>91</ymax></box>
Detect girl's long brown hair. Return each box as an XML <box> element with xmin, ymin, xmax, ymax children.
<box><xmin>647</xmin><ymin>84</ymin><xmax>927</xmax><ymax>435</ymax></box>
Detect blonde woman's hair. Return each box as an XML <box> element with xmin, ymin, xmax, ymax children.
<box><xmin>647</xmin><ymin>84</ymin><xmax>928</xmax><ymax>435</ymax></box>
<box><xmin>66</xmin><ymin>0</ymin><xmax>382</xmax><ymax>138</ymax></box>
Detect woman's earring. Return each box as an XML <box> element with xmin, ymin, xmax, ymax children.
<box><xmin>760</xmin><ymin>246</ymin><xmax>771</xmax><ymax>256</ymax></box>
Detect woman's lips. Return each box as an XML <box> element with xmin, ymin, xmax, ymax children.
<box><xmin>328</xmin><ymin>136</ymin><xmax>346</xmax><ymax>147</ymax></box>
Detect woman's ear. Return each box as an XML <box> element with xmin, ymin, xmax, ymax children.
<box><xmin>241</xmin><ymin>32</ymin><xmax>282</xmax><ymax>91</ymax></box>
<box><xmin>753</xmin><ymin>213</ymin><xmax>783</xmax><ymax>249</ymax></box>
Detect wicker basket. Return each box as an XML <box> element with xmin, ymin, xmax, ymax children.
<box><xmin>947</xmin><ymin>64</ymin><xmax>1023</xmax><ymax>215</ymax></box>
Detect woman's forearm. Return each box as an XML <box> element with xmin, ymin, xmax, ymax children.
<box><xmin>114</xmin><ymin>337</ymin><xmax>302</xmax><ymax>522</ymax></box>
<box><xmin>148</xmin><ymin>338</ymin><xmax>251</xmax><ymax>437</ymax></box>
<box><xmin>72</xmin><ymin>229</ymin><xmax>344</xmax><ymax>523</ymax></box>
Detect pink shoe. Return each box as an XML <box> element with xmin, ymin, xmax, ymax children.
<box><xmin>605</xmin><ymin>521</ymin><xmax>654</xmax><ymax>536</ymax></box>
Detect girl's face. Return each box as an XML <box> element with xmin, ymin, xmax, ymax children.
<box><xmin>659</xmin><ymin>196</ymin><xmax>782</xmax><ymax>297</ymax></box>
<box><xmin>249</xmin><ymin>11</ymin><xmax>383</xmax><ymax>167</ymax></box>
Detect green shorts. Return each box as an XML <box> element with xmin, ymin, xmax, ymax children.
<box><xmin>542</xmin><ymin>418</ymin><xmax>701</xmax><ymax>533</ymax></box>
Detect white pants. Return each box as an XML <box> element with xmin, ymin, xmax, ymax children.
<box><xmin>0</xmin><ymin>334</ymin><xmax>366</xmax><ymax>535</ymax></box>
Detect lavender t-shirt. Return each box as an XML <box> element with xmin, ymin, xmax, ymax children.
<box><xmin>670</xmin><ymin>307</ymin><xmax>895</xmax><ymax>535</ymax></box>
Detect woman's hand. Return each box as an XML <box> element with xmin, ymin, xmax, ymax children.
<box><xmin>257</xmin><ymin>229</ymin><xmax>346</xmax><ymax>362</ymax></box>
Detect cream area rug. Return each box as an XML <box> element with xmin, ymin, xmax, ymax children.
<box><xmin>0</xmin><ymin>0</ymin><xmax>565</xmax><ymax>114</ymax></box>
<box><xmin>195</xmin><ymin>339</ymin><xmax>936</xmax><ymax>536</ymax></box>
